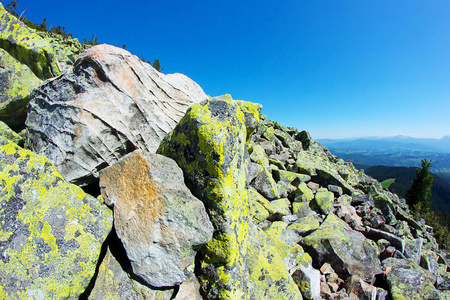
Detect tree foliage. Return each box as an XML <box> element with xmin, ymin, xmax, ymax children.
<box><xmin>405</xmin><ymin>159</ymin><xmax>433</xmax><ymax>212</ymax></box>
<box><xmin>152</xmin><ymin>58</ymin><xmax>162</xmax><ymax>72</ymax></box>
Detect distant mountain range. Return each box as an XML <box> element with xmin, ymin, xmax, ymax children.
<box><xmin>317</xmin><ymin>136</ymin><xmax>450</xmax><ymax>173</ymax></box>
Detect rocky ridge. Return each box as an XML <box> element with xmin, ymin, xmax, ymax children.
<box><xmin>1</xmin><ymin>5</ymin><xmax>450</xmax><ymax>299</ymax></box>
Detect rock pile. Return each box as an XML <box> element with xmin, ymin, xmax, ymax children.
<box><xmin>1</xmin><ymin>5</ymin><xmax>450</xmax><ymax>299</ymax></box>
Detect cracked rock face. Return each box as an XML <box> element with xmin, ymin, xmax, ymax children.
<box><xmin>26</xmin><ymin>44</ymin><xmax>207</xmax><ymax>186</ymax></box>
<box><xmin>99</xmin><ymin>150</ymin><xmax>213</xmax><ymax>288</ymax></box>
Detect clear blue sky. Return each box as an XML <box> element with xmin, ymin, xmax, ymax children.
<box><xmin>7</xmin><ymin>0</ymin><xmax>450</xmax><ymax>139</ymax></box>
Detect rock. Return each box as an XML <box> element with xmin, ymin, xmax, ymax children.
<box><xmin>0</xmin><ymin>120</ymin><xmax>22</xmax><ymax>145</ymax></box>
<box><xmin>0</xmin><ymin>4</ymin><xmax>60</xmax><ymax>79</ymax></box>
<box><xmin>293</xmin><ymin>201</ymin><xmax>315</xmax><ymax>218</ymax></box>
<box><xmin>273</xmin><ymin>169</ymin><xmax>311</xmax><ymax>184</ymax></box>
<box><xmin>290</xmin><ymin>182</ymin><xmax>314</xmax><ymax>202</ymax></box>
<box><xmin>365</xmin><ymin>227</ymin><xmax>405</xmax><ymax>254</ymax></box>
<box><xmin>251</xmin><ymin>164</ymin><xmax>280</xmax><ymax>200</ymax></box>
<box><xmin>292</xmin><ymin>264</ymin><xmax>321</xmax><ymax>300</ymax></box>
<box><xmin>249</xmin><ymin>143</ymin><xmax>269</xmax><ymax>166</ymax></box>
<box><xmin>88</xmin><ymin>247</ymin><xmax>174</xmax><ymax>300</ymax></box>
<box><xmin>0</xmin><ymin>137</ymin><xmax>112</xmax><ymax>299</ymax></box>
<box><xmin>287</xmin><ymin>215</ymin><xmax>320</xmax><ymax>237</ymax></box>
<box><xmin>174</xmin><ymin>274</ymin><xmax>203</xmax><ymax>300</ymax></box>
<box><xmin>301</xmin><ymin>213</ymin><xmax>382</xmax><ymax>283</ymax></box>
<box><xmin>320</xmin><ymin>263</ymin><xmax>335</xmax><ymax>275</ymax></box>
<box><xmin>404</xmin><ymin>237</ymin><xmax>423</xmax><ymax>265</ymax></box>
<box><xmin>327</xmin><ymin>184</ymin><xmax>343</xmax><ymax>197</ymax></box>
<box><xmin>0</xmin><ymin>48</ymin><xmax>41</xmax><ymax>130</ymax></box>
<box><xmin>99</xmin><ymin>150</ymin><xmax>213</xmax><ymax>287</ymax></box>
<box><xmin>383</xmin><ymin>258</ymin><xmax>439</xmax><ymax>299</ymax></box>
<box><xmin>158</xmin><ymin>96</ymin><xmax>302</xmax><ymax>299</ymax></box>
<box><xmin>345</xmin><ymin>275</ymin><xmax>377</xmax><ymax>300</ymax></box>
<box><xmin>267</xmin><ymin>198</ymin><xmax>291</xmax><ymax>216</ymax></box>
<box><xmin>248</xmin><ymin>197</ymin><xmax>270</xmax><ymax>224</ymax></box>
<box><xmin>313</xmin><ymin>190</ymin><xmax>334</xmax><ymax>215</ymax></box>
<box><xmin>26</xmin><ymin>44</ymin><xmax>207</xmax><ymax>186</ymax></box>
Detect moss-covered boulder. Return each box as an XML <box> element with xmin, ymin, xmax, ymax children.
<box><xmin>0</xmin><ymin>3</ymin><xmax>60</xmax><ymax>79</ymax></box>
<box><xmin>158</xmin><ymin>96</ymin><xmax>302</xmax><ymax>299</ymax></box>
<box><xmin>0</xmin><ymin>137</ymin><xmax>112</xmax><ymax>299</ymax></box>
<box><xmin>0</xmin><ymin>48</ymin><xmax>41</xmax><ymax>130</ymax></box>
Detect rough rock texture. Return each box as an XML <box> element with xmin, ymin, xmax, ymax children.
<box><xmin>301</xmin><ymin>213</ymin><xmax>382</xmax><ymax>283</ymax></box>
<box><xmin>0</xmin><ymin>3</ymin><xmax>59</xmax><ymax>79</ymax></box>
<box><xmin>0</xmin><ymin>136</ymin><xmax>112</xmax><ymax>299</ymax></box>
<box><xmin>0</xmin><ymin>120</ymin><xmax>22</xmax><ymax>145</ymax></box>
<box><xmin>383</xmin><ymin>258</ymin><xmax>439</xmax><ymax>299</ymax></box>
<box><xmin>99</xmin><ymin>150</ymin><xmax>213</xmax><ymax>287</ymax></box>
<box><xmin>88</xmin><ymin>248</ymin><xmax>174</xmax><ymax>300</ymax></box>
<box><xmin>0</xmin><ymin>48</ymin><xmax>41</xmax><ymax>130</ymax></box>
<box><xmin>158</xmin><ymin>95</ymin><xmax>302</xmax><ymax>299</ymax></box>
<box><xmin>27</xmin><ymin>44</ymin><xmax>208</xmax><ymax>186</ymax></box>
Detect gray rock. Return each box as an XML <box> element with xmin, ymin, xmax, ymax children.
<box><xmin>365</xmin><ymin>226</ymin><xmax>405</xmax><ymax>254</ymax></box>
<box><xmin>26</xmin><ymin>44</ymin><xmax>207</xmax><ymax>186</ymax></box>
<box><xmin>383</xmin><ymin>258</ymin><xmax>439</xmax><ymax>299</ymax></box>
<box><xmin>404</xmin><ymin>237</ymin><xmax>423</xmax><ymax>265</ymax></box>
<box><xmin>301</xmin><ymin>214</ymin><xmax>382</xmax><ymax>283</ymax></box>
<box><xmin>99</xmin><ymin>150</ymin><xmax>213</xmax><ymax>287</ymax></box>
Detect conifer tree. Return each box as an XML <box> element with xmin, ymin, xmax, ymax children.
<box><xmin>405</xmin><ymin>159</ymin><xmax>433</xmax><ymax>211</ymax></box>
<box><xmin>152</xmin><ymin>59</ymin><xmax>161</xmax><ymax>72</ymax></box>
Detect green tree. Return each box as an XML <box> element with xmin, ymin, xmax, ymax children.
<box><xmin>6</xmin><ymin>0</ymin><xmax>18</xmax><ymax>11</ymax></box>
<box><xmin>152</xmin><ymin>58</ymin><xmax>161</xmax><ymax>72</ymax></box>
<box><xmin>405</xmin><ymin>159</ymin><xmax>433</xmax><ymax>212</ymax></box>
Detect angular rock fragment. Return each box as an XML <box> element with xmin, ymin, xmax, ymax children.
<box><xmin>99</xmin><ymin>150</ymin><xmax>213</xmax><ymax>287</ymax></box>
<box><xmin>27</xmin><ymin>44</ymin><xmax>207</xmax><ymax>186</ymax></box>
<box><xmin>383</xmin><ymin>258</ymin><xmax>439</xmax><ymax>299</ymax></box>
<box><xmin>0</xmin><ymin>137</ymin><xmax>112</xmax><ymax>299</ymax></box>
<box><xmin>301</xmin><ymin>213</ymin><xmax>382</xmax><ymax>283</ymax></box>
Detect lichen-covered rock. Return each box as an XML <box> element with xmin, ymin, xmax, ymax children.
<box><xmin>252</xmin><ymin>164</ymin><xmax>280</xmax><ymax>200</ymax></box>
<box><xmin>301</xmin><ymin>213</ymin><xmax>382</xmax><ymax>283</ymax></box>
<box><xmin>88</xmin><ymin>248</ymin><xmax>174</xmax><ymax>300</ymax></box>
<box><xmin>0</xmin><ymin>48</ymin><xmax>41</xmax><ymax>130</ymax></box>
<box><xmin>292</xmin><ymin>265</ymin><xmax>321</xmax><ymax>300</ymax></box>
<box><xmin>0</xmin><ymin>137</ymin><xmax>112</xmax><ymax>299</ymax></box>
<box><xmin>0</xmin><ymin>120</ymin><xmax>22</xmax><ymax>145</ymax></box>
<box><xmin>158</xmin><ymin>96</ymin><xmax>302</xmax><ymax>299</ymax></box>
<box><xmin>383</xmin><ymin>258</ymin><xmax>439</xmax><ymax>299</ymax></box>
<box><xmin>99</xmin><ymin>150</ymin><xmax>213</xmax><ymax>287</ymax></box>
<box><xmin>27</xmin><ymin>44</ymin><xmax>207</xmax><ymax>186</ymax></box>
<box><xmin>0</xmin><ymin>3</ymin><xmax>60</xmax><ymax>79</ymax></box>
<box><xmin>288</xmin><ymin>216</ymin><xmax>320</xmax><ymax>237</ymax></box>
<box><xmin>312</xmin><ymin>190</ymin><xmax>334</xmax><ymax>215</ymax></box>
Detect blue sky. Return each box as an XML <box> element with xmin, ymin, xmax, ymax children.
<box><xmin>6</xmin><ymin>0</ymin><xmax>450</xmax><ymax>139</ymax></box>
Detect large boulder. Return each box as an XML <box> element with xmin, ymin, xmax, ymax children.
<box><xmin>301</xmin><ymin>213</ymin><xmax>382</xmax><ymax>283</ymax></box>
<box><xmin>0</xmin><ymin>48</ymin><xmax>41</xmax><ymax>130</ymax></box>
<box><xmin>99</xmin><ymin>150</ymin><xmax>213</xmax><ymax>287</ymax></box>
<box><xmin>26</xmin><ymin>44</ymin><xmax>207</xmax><ymax>186</ymax></box>
<box><xmin>158</xmin><ymin>95</ymin><xmax>302</xmax><ymax>299</ymax></box>
<box><xmin>382</xmin><ymin>258</ymin><xmax>439</xmax><ymax>299</ymax></box>
<box><xmin>0</xmin><ymin>3</ymin><xmax>60</xmax><ymax>79</ymax></box>
<box><xmin>0</xmin><ymin>136</ymin><xmax>112</xmax><ymax>299</ymax></box>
